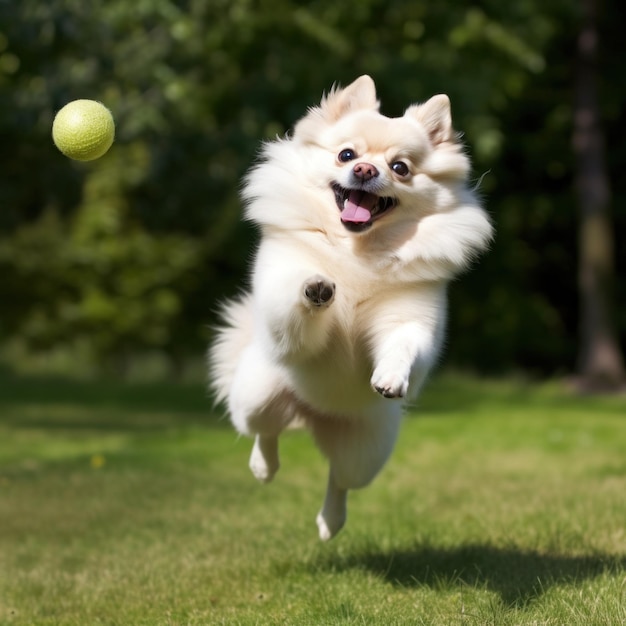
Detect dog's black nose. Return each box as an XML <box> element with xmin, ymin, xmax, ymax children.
<box><xmin>352</xmin><ymin>162</ymin><xmax>379</xmax><ymax>181</ymax></box>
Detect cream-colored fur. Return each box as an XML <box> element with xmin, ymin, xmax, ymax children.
<box><xmin>209</xmin><ymin>76</ymin><xmax>493</xmax><ymax>540</ymax></box>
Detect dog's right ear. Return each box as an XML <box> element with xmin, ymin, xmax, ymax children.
<box><xmin>294</xmin><ymin>76</ymin><xmax>379</xmax><ymax>140</ymax></box>
<box><xmin>320</xmin><ymin>75</ymin><xmax>379</xmax><ymax>121</ymax></box>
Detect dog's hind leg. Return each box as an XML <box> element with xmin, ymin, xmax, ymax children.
<box><xmin>228</xmin><ymin>341</ymin><xmax>295</xmax><ymax>483</ymax></box>
<box><xmin>317</xmin><ymin>470</ymin><xmax>347</xmax><ymax>541</ymax></box>
<box><xmin>249</xmin><ymin>434</ymin><xmax>279</xmax><ymax>483</ymax></box>
<box><xmin>310</xmin><ymin>406</ymin><xmax>403</xmax><ymax>538</ymax></box>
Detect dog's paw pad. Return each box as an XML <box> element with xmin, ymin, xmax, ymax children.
<box><xmin>370</xmin><ymin>367</ymin><xmax>409</xmax><ymax>399</ymax></box>
<box><xmin>303</xmin><ymin>275</ymin><xmax>335</xmax><ymax>307</ymax></box>
<box><xmin>374</xmin><ymin>385</ymin><xmax>403</xmax><ymax>398</ymax></box>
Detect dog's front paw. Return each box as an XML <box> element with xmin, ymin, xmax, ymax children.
<box><xmin>370</xmin><ymin>364</ymin><xmax>410</xmax><ymax>399</ymax></box>
<box><xmin>303</xmin><ymin>275</ymin><xmax>335</xmax><ymax>308</ymax></box>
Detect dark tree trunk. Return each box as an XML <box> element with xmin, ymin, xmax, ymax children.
<box><xmin>573</xmin><ymin>0</ymin><xmax>625</xmax><ymax>391</ymax></box>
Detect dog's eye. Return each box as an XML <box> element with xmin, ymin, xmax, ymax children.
<box><xmin>338</xmin><ymin>148</ymin><xmax>357</xmax><ymax>163</ymax></box>
<box><xmin>391</xmin><ymin>161</ymin><xmax>410</xmax><ymax>177</ymax></box>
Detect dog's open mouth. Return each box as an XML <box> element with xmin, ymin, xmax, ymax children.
<box><xmin>332</xmin><ymin>183</ymin><xmax>397</xmax><ymax>233</ymax></box>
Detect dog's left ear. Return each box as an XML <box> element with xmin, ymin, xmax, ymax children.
<box><xmin>405</xmin><ymin>95</ymin><xmax>453</xmax><ymax>145</ymax></box>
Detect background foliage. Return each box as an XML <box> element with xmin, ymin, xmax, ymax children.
<box><xmin>1</xmin><ymin>0</ymin><xmax>624</xmax><ymax>377</ymax></box>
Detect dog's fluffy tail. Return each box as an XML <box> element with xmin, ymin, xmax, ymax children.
<box><xmin>207</xmin><ymin>295</ymin><xmax>253</xmax><ymax>406</ymax></box>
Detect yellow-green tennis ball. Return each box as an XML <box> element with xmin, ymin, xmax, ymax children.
<box><xmin>52</xmin><ymin>100</ymin><xmax>115</xmax><ymax>161</ymax></box>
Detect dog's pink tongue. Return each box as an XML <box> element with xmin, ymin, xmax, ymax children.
<box><xmin>341</xmin><ymin>190</ymin><xmax>378</xmax><ymax>223</ymax></box>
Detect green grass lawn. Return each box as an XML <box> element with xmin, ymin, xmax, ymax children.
<box><xmin>0</xmin><ymin>372</ymin><xmax>625</xmax><ymax>625</ymax></box>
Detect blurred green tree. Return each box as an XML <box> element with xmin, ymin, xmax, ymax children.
<box><xmin>573</xmin><ymin>0</ymin><xmax>625</xmax><ymax>391</ymax></box>
<box><xmin>0</xmin><ymin>0</ymin><xmax>623</xmax><ymax>378</ymax></box>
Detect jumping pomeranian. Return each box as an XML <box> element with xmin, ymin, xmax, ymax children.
<box><xmin>209</xmin><ymin>75</ymin><xmax>492</xmax><ymax>540</ymax></box>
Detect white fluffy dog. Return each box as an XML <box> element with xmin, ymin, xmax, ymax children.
<box><xmin>209</xmin><ymin>76</ymin><xmax>492</xmax><ymax>540</ymax></box>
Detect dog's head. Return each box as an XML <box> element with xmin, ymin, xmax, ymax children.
<box><xmin>293</xmin><ymin>75</ymin><xmax>471</xmax><ymax>234</ymax></box>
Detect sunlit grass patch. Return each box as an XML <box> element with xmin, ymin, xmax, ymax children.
<box><xmin>0</xmin><ymin>373</ymin><xmax>624</xmax><ymax>625</ymax></box>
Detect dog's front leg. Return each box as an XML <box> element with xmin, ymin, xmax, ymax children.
<box><xmin>370</xmin><ymin>321</ymin><xmax>440</xmax><ymax>399</ymax></box>
<box><xmin>255</xmin><ymin>266</ymin><xmax>336</xmax><ymax>360</ymax></box>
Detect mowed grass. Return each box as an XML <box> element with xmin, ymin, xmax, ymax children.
<box><xmin>0</xmin><ymin>373</ymin><xmax>625</xmax><ymax>625</ymax></box>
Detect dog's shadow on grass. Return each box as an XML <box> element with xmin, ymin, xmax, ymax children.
<box><xmin>313</xmin><ymin>543</ymin><xmax>625</xmax><ymax>607</ymax></box>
